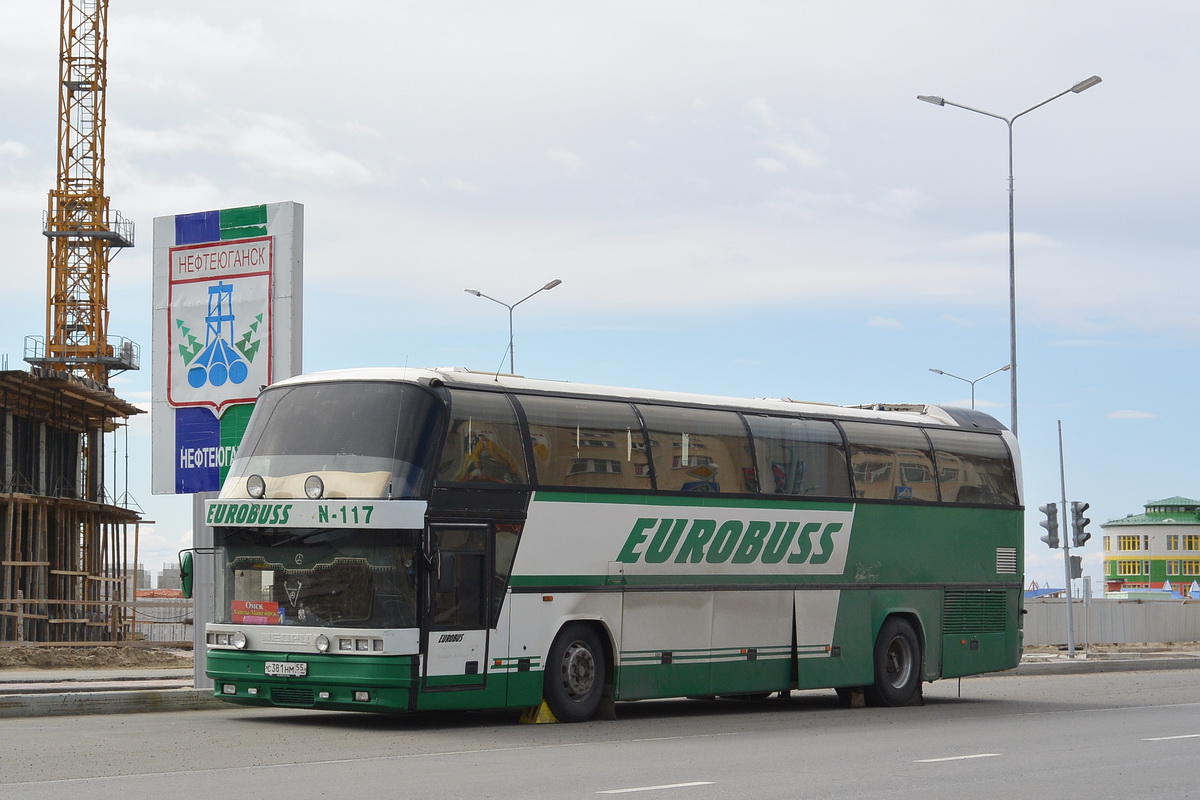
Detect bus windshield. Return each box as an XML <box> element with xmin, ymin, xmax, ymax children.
<box><xmin>223</xmin><ymin>381</ymin><xmax>444</xmax><ymax>500</ymax></box>
<box><xmin>215</xmin><ymin>527</ymin><xmax>420</xmax><ymax>629</ymax></box>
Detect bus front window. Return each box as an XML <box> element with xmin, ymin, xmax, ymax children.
<box><xmin>215</xmin><ymin>528</ymin><xmax>420</xmax><ymax>629</ymax></box>
<box><xmin>222</xmin><ymin>381</ymin><xmax>444</xmax><ymax>500</ymax></box>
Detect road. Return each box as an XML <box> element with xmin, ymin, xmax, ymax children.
<box><xmin>3</xmin><ymin>669</ymin><xmax>1197</xmax><ymax>799</ymax></box>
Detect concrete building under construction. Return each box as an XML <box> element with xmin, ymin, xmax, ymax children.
<box><xmin>1</xmin><ymin>368</ymin><xmax>143</xmax><ymax>641</ymax></box>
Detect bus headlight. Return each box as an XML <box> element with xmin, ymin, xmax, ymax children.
<box><xmin>246</xmin><ymin>474</ymin><xmax>266</xmax><ymax>499</ymax></box>
<box><xmin>231</xmin><ymin>631</ymin><xmax>248</xmax><ymax>650</ymax></box>
<box><xmin>304</xmin><ymin>475</ymin><xmax>325</xmax><ymax>499</ymax></box>
<box><xmin>315</xmin><ymin>634</ymin><xmax>331</xmax><ymax>653</ymax></box>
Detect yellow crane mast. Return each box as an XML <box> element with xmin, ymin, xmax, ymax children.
<box><xmin>27</xmin><ymin>0</ymin><xmax>137</xmax><ymax>388</ymax></box>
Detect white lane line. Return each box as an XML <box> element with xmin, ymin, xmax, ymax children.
<box><xmin>916</xmin><ymin>753</ymin><xmax>1001</xmax><ymax>763</ymax></box>
<box><xmin>1144</xmin><ymin>734</ymin><xmax>1200</xmax><ymax>741</ymax></box>
<box><xmin>598</xmin><ymin>781</ymin><xmax>715</xmax><ymax>794</ymax></box>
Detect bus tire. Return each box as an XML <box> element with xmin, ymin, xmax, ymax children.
<box><xmin>544</xmin><ymin>623</ymin><xmax>607</xmax><ymax>723</ymax></box>
<box><xmin>864</xmin><ymin>617</ymin><xmax>921</xmax><ymax>707</ymax></box>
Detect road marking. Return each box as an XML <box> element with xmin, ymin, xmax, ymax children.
<box><xmin>1144</xmin><ymin>734</ymin><xmax>1200</xmax><ymax>741</ymax></box>
<box><xmin>916</xmin><ymin>753</ymin><xmax>1001</xmax><ymax>763</ymax></box>
<box><xmin>598</xmin><ymin>782</ymin><xmax>715</xmax><ymax>794</ymax></box>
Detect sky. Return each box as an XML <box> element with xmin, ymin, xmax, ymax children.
<box><xmin>1</xmin><ymin>1</ymin><xmax>1197</xmax><ymax>590</ymax></box>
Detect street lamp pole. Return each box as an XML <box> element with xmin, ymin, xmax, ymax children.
<box><xmin>929</xmin><ymin>364</ymin><xmax>1011</xmax><ymax>409</ymax></box>
<box><xmin>464</xmin><ymin>279</ymin><xmax>562</xmax><ymax>374</ymax></box>
<box><xmin>918</xmin><ymin>75</ymin><xmax>1101</xmax><ymax>437</ymax></box>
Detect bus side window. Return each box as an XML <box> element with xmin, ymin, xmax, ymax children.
<box><xmin>491</xmin><ymin>524</ymin><xmax>521</xmax><ymax>627</ymax></box>
<box><xmin>926</xmin><ymin>429</ymin><xmax>1017</xmax><ymax>506</ymax></box>
<box><xmin>745</xmin><ymin>416</ymin><xmax>851</xmax><ymax>497</ymax></box>
<box><xmin>637</xmin><ymin>405</ymin><xmax>755</xmax><ymax>493</ymax></box>
<box><xmin>437</xmin><ymin>390</ymin><xmax>528</xmax><ymax>485</ymax></box>
<box><xmin>515</xmin><ymin>396</ymin><xmax>651</xmax><ymax>491</ymax></box>
<box><xmin>840</xmin><ymin>421</ymin><xmax>938</xmax><ymax>502</ymax></box>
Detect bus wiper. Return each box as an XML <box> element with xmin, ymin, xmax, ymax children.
<box><xmin>268</xmin><ymin>530</ymin><xmax>329</xmax><ymax>547</ymax></box>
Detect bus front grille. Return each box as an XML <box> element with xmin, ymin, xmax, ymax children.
<box><xmin>271</xmin><ymin>687</ymin><xmax>316</xmax><ymax>706</ymax></box>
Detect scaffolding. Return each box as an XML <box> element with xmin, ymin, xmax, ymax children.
<box><xmin>0</xmin><ymin>369</ymin><xmax>142</xmax><ymax>643</ymax></box>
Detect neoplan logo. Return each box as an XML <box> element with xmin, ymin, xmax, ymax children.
<box><xmin>616</xmin><ymin>517</ymin><xmax>843</xmax><ymax>565</ymax></box>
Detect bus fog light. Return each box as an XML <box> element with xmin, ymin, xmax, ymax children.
<box><xmin>222</xmin><ymin>684</ymin><xmax>236</xmax><ymax>695</ymax></box>
<box><xmin>246</xmin><ymin>474</ymin><xmax>266</xmax><ymax>499</ymax></box>
<box><xmin>318</xmin><ymin>691</ymin><xmax>331</xmax><ymax>700</ymax></box>
<box><xmin>247</xmin><ymin>687</ymin><xmax>259</xmax><ymax>695</ymax></box>
<box><xmin>315</xmin><ymin>634</ymin><xmax>331</xmax><ymax>653</ymax></box>
<box><xmin>216</xmin><ymin>633</ymin><xmax>230</xmax><ymax>646</ymax></box>
<box><xmin>339</xmin><ymin>639</ymin><xmax>353</xmax><ymax>651</ymax></box>
<box><xmin>232</xmin><ymin>631</ymin><xmax>248</xmax><ymax>650</ymax></box>
<box><xmin>356</xmin><ymin>639</ymin><xmax>369</xmax><ymax>651</ymax></box>
<box><xmin>304</xmin><ymin>475</ymin><xmax>325</xmax><ymax>499</ymax></box>
<box><xmin>354</xmin><ymin>691</ymin><xmax>370</xmax><ymax>702</ymax></box>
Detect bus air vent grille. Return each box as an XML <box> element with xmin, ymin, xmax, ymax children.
<box><xmin>995</xmin><ymin>548</ymin><xmax>1018</xmax><ymax>574</ymax></box>
<box><xmin>271</xmin><ymin>687</ymin><xmax>316</xmax><ymax>706</ymax></box>
<box><xmin>943</xmin><ymin>589</ymin><xmax>1007</xmax><ymax>634</ymax></box>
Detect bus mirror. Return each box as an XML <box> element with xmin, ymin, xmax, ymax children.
<box><xmin>180</xmin><ymin>551</ymin><xmax>194</xmax><ymax>599</ymax></box>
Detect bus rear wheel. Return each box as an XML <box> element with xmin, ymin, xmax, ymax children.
<box><xmin>864</xmin><ymin>617</ymin><xmax>921</xmax><ymax>707</ymax></box>
<box><xmin>544</xmin><ymin>623</ymin><xmax>607</xmax><ymax>723</ymax></box>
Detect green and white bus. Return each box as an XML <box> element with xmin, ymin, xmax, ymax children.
<box><xmin>198</xmin><ymin>366</ymin><xmax>1023</xmax><ymax>721</ymax></box>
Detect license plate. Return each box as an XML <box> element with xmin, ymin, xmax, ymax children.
<box><xmin>265</xmin><ymin>661</ymin><xmax>307</xmax><ymax>677</ymax></box>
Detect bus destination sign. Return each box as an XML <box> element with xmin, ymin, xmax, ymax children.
<box><xmin>204</xmin><ymin>499</ymin><xmax>428</xmax><ymax>530</ymax></box>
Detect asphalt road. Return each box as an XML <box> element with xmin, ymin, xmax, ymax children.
<box><xmin>3</xmin><ymin>669</ymin><xmax>1198</xmax><ymax>799</ymax></box>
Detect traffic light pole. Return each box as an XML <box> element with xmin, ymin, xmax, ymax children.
<box><xmin>1057</xmin><ymin>421</ymin><xmax>1077</xmax><ymax>658</ymax></box>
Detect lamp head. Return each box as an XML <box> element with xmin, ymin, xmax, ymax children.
<box><xmin>542</xmin><ymin>279</ymin><xmax>562</xmax><ymax>290</ymax></box>
<box><xmin>929</xmin><ymin>369</ymin><xmax>945</xmax><ymax>375</ymax></box>
<box><xmin>1071</xmin><ymin>75</ymin><xmax>1102</xmax><ymax>93</ymax></box>
<box><xmin>917</xmin><ymin>95</ymin><xmax>945</xmax><ymax>106</ymax></box>
<box><xmin>464</xmin><ymin>289</ymin><xmax>482</xmax><ymax>297</ymax></box>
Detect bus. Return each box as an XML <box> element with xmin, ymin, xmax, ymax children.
<box><xmin>195</xmin><ymin>366</ymin><xmax>1023</xmax><ymax>721</ymax></box>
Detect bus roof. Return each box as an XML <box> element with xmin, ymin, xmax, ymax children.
<box><xmin>267</xmin><ymin>367</ymin><xmax>1008</xmax><ymax>432</ymax></box>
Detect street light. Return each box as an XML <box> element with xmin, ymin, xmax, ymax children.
<box><xmin>463</xmin><ymin>279</ymin><xmax>562</xmax><ymax>374</ymax></box>
<box><xmin>929</xmin><ymin>364</ymin><xmax>1011</xmax><ymax>409</ymax></box>
<box><xmin>918</xmin><ymin>75</ymin><xmax>1101</xmax><ymax>437</ymax></box>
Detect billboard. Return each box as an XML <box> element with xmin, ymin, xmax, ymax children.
<box><xmin>151</xmin><ymin>202</ymin><xmax>303</xmax><ymax>494</ymax></box>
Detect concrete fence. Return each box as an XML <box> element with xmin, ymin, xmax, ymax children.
<box><xmin>1023</xmin><ymin>598</ymin><xmax>1200</xmax><ymax>646</ymax></box>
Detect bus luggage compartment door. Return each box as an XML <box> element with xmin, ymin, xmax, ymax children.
<box><xmin>423</xmin><ymin>524</ymin><xmax>490</xmax><ymax>690</ymax></box>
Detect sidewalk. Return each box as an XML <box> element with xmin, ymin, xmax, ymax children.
<box><xmin>2</xmin><ymin>650</ymin><xmax>1199</xmax><ymax>719</ymax></box>
<box><xmin>0</xmin><ymin>666</ymin><xmax>222</xmax><ymax>718</ymax></box>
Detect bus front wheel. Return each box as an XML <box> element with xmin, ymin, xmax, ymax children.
<box><xmin>543</xmin><ymin>623</ymin><xmax>607</xmax><ymax>723</ymax></box>
<box><xmin>864</xmin><ymin>617</ymin><xmax>921</xmax><ymax>707</ymax></box>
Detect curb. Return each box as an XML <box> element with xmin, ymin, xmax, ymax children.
<box><xmin>1010</xmin><ymin>655</ymin><xmax>1200</xmax><ymax>677</ymax></box>
<box><xmin>0</xmin><ymin>687</ymin><xmax>224</xmax><ymax>719</ymax></box>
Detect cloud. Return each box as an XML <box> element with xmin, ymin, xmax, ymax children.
<box><xmin>443</xmin><ymin>178</ymin><xmax>482</xmax><ymax>194</ymax></box>
<box><xmin>753</xmin><ymin>157</ymin><xmax>788</xmax><ymax>173</ymax></box>
<box><xmin>1108</xmin><ymin>410</ymin><xmax>1155</xmax><ymax>419</ymax></box>
<box><xmin>0</xmin><ymin>141</ymin><xmax>30</xmax><ymax>158</ymax></box>
<box><xmin>229</xmin><ymin>114</ymin><xmax>373</xmax><ymax>182</ymax></box>
<box><xmin>545</xmin><ymin>148</ymin><xmax>585</xmax><ymax>173</ymax></box>
<box><xmin>764</xmin><ymin>138</ymin><xmax>822</xmax><ymax>171</ymax></box>
<box><xmin>744</xmin><ymin>97</ymin><xmax>781</xmax><ymax>131</ymax></box>
<box><xmin>869</xmin><ymin>316</ymin><xmax>905</xmax><ymax>329</ymax></box>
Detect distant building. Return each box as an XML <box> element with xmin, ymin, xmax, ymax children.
<box><xmin>158</xmin><ymin>563</ymin><xmax>182</xmax><ymax>591</ymax></box>
<box><xmin>1101</xmin><ymin>496</ymin><xmax>1200</xmax><ymax>596</ymax></box>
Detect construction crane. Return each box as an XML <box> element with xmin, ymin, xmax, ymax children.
<box><xmin>26</xmin><ymin>0</ymin><xmax>138</xmax><ymax>389</ymax></box>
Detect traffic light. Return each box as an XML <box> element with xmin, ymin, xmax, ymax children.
<box><xmin>1071</xmin><ymin>501</ymin><xmax>1092</xmax><ymax>547</ymax></box>
<box><xmin>1038</xmin><ymin>502</ymin><xmax>1059</xmax><ymax>548</ymax></box>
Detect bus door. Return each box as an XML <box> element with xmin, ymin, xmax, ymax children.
<box><xmin>423</xmin><ymin>523</ymin><xmax>490</xmax><ymax>690</ymax></box>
